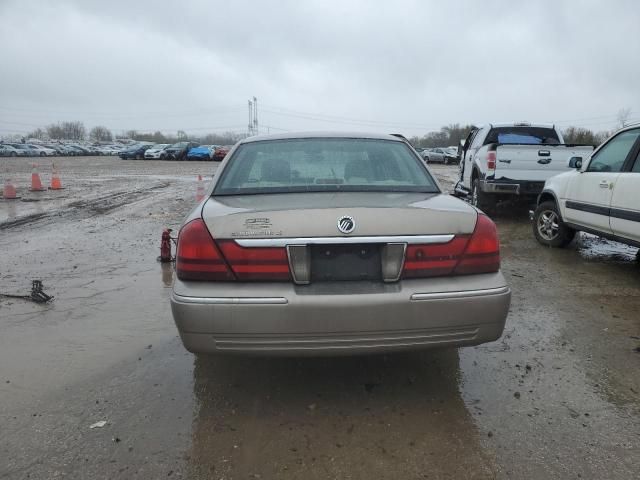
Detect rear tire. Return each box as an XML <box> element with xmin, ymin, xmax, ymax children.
<box><xmin>533</xmin><ymin>201</ymin><xmax>576</xmax><ymax>247</ymax></box>
<box><xmin>10</xmin><ymin>152</ymin><xmax>16</xmax><ymax>157</ymax></box>
<box><xmin>471</xmin><ymin>178</ymin><xmax>496</xmax><ymax>215</ymax></box>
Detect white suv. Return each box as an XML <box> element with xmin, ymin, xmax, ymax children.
<box><xmin>532</xmin><ymin>125</ymin><xmax>640</xmax><ymax>252</ymax></box>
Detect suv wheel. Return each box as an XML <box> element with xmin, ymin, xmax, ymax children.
<box><xmin>533</xmin><ymin>201</ymin><xmax>576</xmax><ymax>247</ymax></box>
<box><xmin>471</xmin><ymin>178</ymin><xmax>496</xmax><ymax>214</ymax></box>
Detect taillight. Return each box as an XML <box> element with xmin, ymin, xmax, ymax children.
<box><xmin>401</xmin><ymin>214</ymin><xmax>500</xmax><ymax>278</ymax></box>
<box><xmin>487</xmin><ymin>151</ymin><xmax>496</xmax><ymax>171</ymax></box>
<box><xmin>454</xmin><ymin>214</ymin><xmax>500</xmax><ymax>275</ymax></box>
<box><xmin>176</xmin><ymin>219</ymin><xmax>234</xmax><ymax>281</ymax></box>
<box><xmin>217</xmin><ymin>240</ymin><xmax>291</xmax><ymax>281</ymax></box>
<box><xmin>402</xmin><ymin>237</ymin><xmax>470</xmax><ymax>278</ymax></box>
<box><xmin>176</xmin><ymin>220</ymin><xmax>292</xmax><ymax>282</ymax></box>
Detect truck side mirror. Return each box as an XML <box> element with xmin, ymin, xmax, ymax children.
<box><xmin>568</xmin><ymin>157</ymin><xmax>582</xmax><ymax>169</ymax></box>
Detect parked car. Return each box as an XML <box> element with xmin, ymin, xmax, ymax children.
<box><xmin>186</xmin><ymin>145</ymin><xmax>214</xmax><ymax>160</ymax></box>
<box><xmin>29</xmin><ymin>144</ymin><xmax>57</xmax><ymax>156</ymax></box>
<box><xmin>170</xmin><ymin>132</ymin><xmax>511</xmax><ymax>355</ymax></box>
<box><xmin>455</xmin><ymin>122</ymin><xmax>595</xmax><ymax>213</ymax></box>
<box><xmin>212</xmin><ymin>145</ymin><xmax>231</xmax><ymax>161</ymax></box>
<box><xmin>424</xmin><ymin>148</ymin><xmax>456</xmax><ymax>164</ymax></box>
<box><xmin>69</xmin><ymin>145</ymin><xmax>93</xmax><ymax>156</ymax></box>
<box><xmin>144</xmin><ymin>144</ymin><xmax>170</xmax><ymax>159</ymax></box>
<box><xmin>421</xmin><ymin>148</ymin><xmax>447</xmax><ymax>164</ymax></box>
<box><xmin>119</xmin><ymin>144</ymin><xmax>154</xmax><ymax>160</ymax></box>
<box><xmin>65</xmin><ymin>145</ymin><xmax>85</xmax><ymax>156</ymax></box>
<box><xmin>0</xmin><ymin>144</ymin><xmax>24</xmax><ymax>157</ymax></box>
<box><xmin>165</xmin><ymin>142</ymin><xmax>199</xmax><ymax>161</ymax></box>
<box><xmin>532</xmin><ymin>125</ymin><xmax>640</xmax><ymax>250</ymax></box>
<box><xmin>9</xmin><ymin>144</ymin><xmax>40</xmax><ymax>156</ymax></box>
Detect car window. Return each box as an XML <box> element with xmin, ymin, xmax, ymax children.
<box><xmin>484</xmin><ymin>127</ymin><xmax>560</xmax><ymax>145</ymax></box>
<box><xmin>215</xmin><ymin>138</ymin><xmax>439</xmax><ymax>195</ymax></box>
<box><xmin>633</xmin><ymin>151</ymin><xmax>640</xmax><ymax>173</ymax></box>
<box><xmin>587</xmin><ymin>129</ymin><xmax>640</xmax><ymax>173</ymax></box>
<box><xmin>470</xmin><ymin>127</ymin><xmax>486</xmax><ymax>149</ymax></box>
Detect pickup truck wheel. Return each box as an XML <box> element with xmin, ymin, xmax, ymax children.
<box><xmin>533</xmin><ymin>201</ymin><xmax>575</xmax><ymax>247</ymax></box>
<box><xmin>471</xmin><ymin>178</ymin><xmax>496</xmax><ymax>214</ymax></box>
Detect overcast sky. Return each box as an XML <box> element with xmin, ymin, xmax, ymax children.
<box><xmin>1</xmin><ymin>0</ymin><xmax>638</xmax><ymax>138</ymax></box>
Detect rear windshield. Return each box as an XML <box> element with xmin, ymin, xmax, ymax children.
<box><xmin>485</xmin><ymin>127</ymin><xmax>560</xmax><ymax>145</ymax></box>
<box><xmin>214</xmin><ymin>138</ymin><xmax>439</xmax><ymax>195</ymax></box>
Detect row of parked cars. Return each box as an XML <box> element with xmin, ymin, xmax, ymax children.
<box><xmin>0</xmin><ymin>140</ymin><xmax>233</xmax><ymax>162</ymax></box>
<box><xmin>0</xmin><ymin>142</ymin><xmax>125</xmax><ymax>157</ymax></box>
<box><xmin>119</xmin><ymin>142</ymin><xmax>231</xmax><ymax>161</ymax></box>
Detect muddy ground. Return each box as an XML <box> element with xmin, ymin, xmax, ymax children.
<box><xmin>1</xmin><ymin>157</ymin><xmax>639</xmax><ymax>479</ymax></box>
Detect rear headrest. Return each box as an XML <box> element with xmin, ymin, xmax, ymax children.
<box><xmin>261</xmin><ymin>159</ymin><xmax>291</xmax><ymax>183</ymax></box>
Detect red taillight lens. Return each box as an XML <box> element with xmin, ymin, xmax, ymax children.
<box><xmin>401</xmin><ymin>214</ymin><xmax>500</xmax><ymax>278</ymax></box>
<box><xmin>176</xmin><ymin>219</ymin><xmax>234</xmax><ymax>281</ymax></box>
<box><xmin>487</xmin><ymin>151</ymin><xmax>496</xmax><ymax>170</ymax></box>
<box><xmin>454</xmin><ymin>214</ymin><xmax>500</xmax><ymax>275</ymax></box>
<box><xmin>402</xmin><ymin>237</ymin><xmax>470</xmax><ymax>278</ymax></box>
<box><xmin>217</xmin><ymin>240</ymin><xmax>291</xmax><ymax>281</ymax></box>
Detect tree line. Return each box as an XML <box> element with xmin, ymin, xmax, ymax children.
<box><xmin>26</xmin><ymin>122</ymin><xmax>245</xmax><ymax>145</ymax></box>
<box><xmin>26</xmin><ymin>121</ymin><xmax>615</xmax><ymax>147</ymax></box>
<box><xmin>410</xmin><ymin>123</ymin><xmax>614</xmax><ymax>149</ymax></box>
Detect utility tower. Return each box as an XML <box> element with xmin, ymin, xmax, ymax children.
<box><xmin>247</xmin><ymin>96</ymin><xmax>259</xmax><ymax>136</ymax></box>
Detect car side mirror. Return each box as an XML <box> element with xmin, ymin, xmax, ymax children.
<box><xmin>568</xmin><ymin>157</ymin><xmax>582</xmax><ymax>169</ymax></box>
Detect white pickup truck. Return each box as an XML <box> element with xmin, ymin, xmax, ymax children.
<box><xmin>454</xmin><ymin>123</ymin><xmax>594</xmax><ymax>212</ymax></box>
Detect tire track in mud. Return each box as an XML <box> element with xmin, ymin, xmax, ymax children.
<box><xmin>0</xmin><ymin>181</ymin><xmax>171</xmax><ymax>230</ymax></box>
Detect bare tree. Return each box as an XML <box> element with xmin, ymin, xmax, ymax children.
<box><xmin>46</xmin><ymin>124</ymin><xmax>65</xmax><ymax>140</ymax></box>
<box><xmin>89</xmin><ymin>126</ymin><xmax>113</xmax><ymax>142</ymax></box>
<box><xmin>28</xmin><ymin>128</ymin><xmax>47</xmax><ymax>140</ymax></box>
<box><xmin>176</xmin><ymin>130</ymin><xmax>188</xmax><ymax>141</ymax></box>
<box><xmin>61</xmin><ymin>121</ymin><xmax>86</xmax><ymax>141</ymax></box>
<box><xmin>616</xmin><ymin>108</ymin><xmax>632</xmax><ymax>129</ymax></box>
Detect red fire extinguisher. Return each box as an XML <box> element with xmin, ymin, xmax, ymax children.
<box><xmin>160</xmin><ymin>228</ymin><xmax>173</xmax><ymax>263</ymax></box>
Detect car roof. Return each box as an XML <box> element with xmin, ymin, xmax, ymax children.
<box><xmin>240</xmin><ymin>131</ymin><xmax>405</xmax><ymax>144</ymax></box>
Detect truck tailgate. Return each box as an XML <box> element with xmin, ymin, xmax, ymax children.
<box><xmin>494</xmin><ymin>145</ymin><xmax>593</xmax><ymax>181</ymax></box>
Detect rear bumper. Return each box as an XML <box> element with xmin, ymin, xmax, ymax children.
<box><xmin>170</xmin><ymin>274</ymin><xmax>511</xmax><ymax>356</ymax></box>
<box><xmin>480</xmin><ymin>179</ymin><xmax>545</xmax><ymax>196</ymax></box>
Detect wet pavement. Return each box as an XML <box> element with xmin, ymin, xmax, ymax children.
<box><xmin>1</xmin><ymin>157</ymin><xmax>639</xmax><ymax>479</ymax></box>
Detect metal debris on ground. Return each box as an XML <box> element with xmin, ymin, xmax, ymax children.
<box><xmin>0</xmin><ymin>280</ymin><xmax>54</xmax><ymax>304</ymax></box>
<box><xmin>89</xmin><ymin>420</ymin><xmax>107</xmax><ymax>429</ymax></box>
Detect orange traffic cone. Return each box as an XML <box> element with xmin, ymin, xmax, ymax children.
<box><xmin>49</xmin><ymin>163</ymin><xmax>64</xmax><ymax>190</ymax></box>
<box><xmin>2</xmin><ymin>177</ymin><xmax>19</xmax><ymax>200</ymax></box>
<box><xmin>30</xmin><ymin>164</ymin><xmax>46</xmax><ymax>192</ymax></box>
<box><xmin>196</xmin><ymin>175</ymin><xmax>205</xmax><ymax>202</ymax></box>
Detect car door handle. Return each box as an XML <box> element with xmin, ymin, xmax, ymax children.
<box><xmin>599</xmin><ymin>180</ymin><xmax>610</xmax><ymax>188</ymax></box>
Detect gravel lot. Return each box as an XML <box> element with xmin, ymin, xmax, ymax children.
<box><xmin>1</xmin><ymin>156</ymin><xmax>639</xmax><ymax>479</ymax></box>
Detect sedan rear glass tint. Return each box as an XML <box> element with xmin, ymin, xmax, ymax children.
<box><xmin>214</xmin><ymin>138</ymin><xmax>438</xmax><ymax>195</ymax></box>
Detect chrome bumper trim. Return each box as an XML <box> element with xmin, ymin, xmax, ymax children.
<box><xmin>410</xmin><ymin>286</ymin><xmax>510</xmax><ymax>301</ymax></box>
<box><xmin>171</xmin><ymin>294</ymin><xmax>288</xmax><ymax>305</ymax></box>
<box><xmin>235</xmin><ymin>234</ymin><xmax>455</xmax><ymax>247</ymax></box>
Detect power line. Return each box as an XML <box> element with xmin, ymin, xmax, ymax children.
<box><xmin>260</xmin><ymin>105</ymin><xmax>443</xmax><ymax>130</ymax></box>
